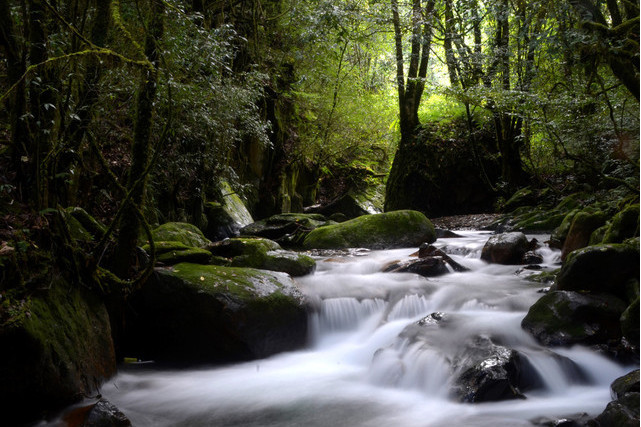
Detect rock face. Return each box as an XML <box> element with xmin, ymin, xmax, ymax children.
<box><xmin>124</xmin><ymin>263</ymin><xmax>308</xmax><ymax>363</ymax></box>
<box><xmin>209</xmin><ymin>237</ymin><xmax>316</xmax><ymax>277</ymax></box>
<box><xmin>556</xmin><ymin>243</ymin><xmax>640</xmax><ymax>303</ymax></box>
<box><xmin>302</xmin><ymin>210</ymin><xmax>436</xmax><ymax>250</ymax></box>
<box><xmin>0</xmin><ymin>281</ymin><xmax>116</xmax><ymax>425</ymax></box>
<box><xmin>521</xmin><ymin>290</ymin><xmax>627</xmax><ymax>347</ymax></box>
<box><xmin>480</xmin><ymin>232</ymin><xmax>530</xmax><ymax>264</ymax></box>
<box><xmin>150</xmin><ymin>222</ymin><xmax>211</xmax><ymax>248</ymax></box>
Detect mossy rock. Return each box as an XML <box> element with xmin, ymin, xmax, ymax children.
<box><xmin>589</xmin><ymin>224</ymin><xmax>610</xmax><ymax>245</ymax></box>
<box><xmin>142</xmin><ymin>240</ymin><xmax>191</xmax><ymax>254</ymax></box>
<box><xmin>549</xmin><ymin>209</ymin><xmax>580</xmax><ymax>249</ymax></box>
<box><xmin>554</xmin><ymin>192</ymin><xmax>590</xmax><ymax>212</ymax></box>
<box><xmin>62</xmin><ymin>210</ymin><xmax>94</xmax><ymax>242</ymax></box>
<box><xmin>203</xmin><ymin>181</ymin><xmax>255</xmax><ymax>241</ymax></box>
<box><xmin>302</xmin><ymin>210</ymin><xmax>436</xmax><ymax>250</ymax></box>
<box><xmin>561</xmin><ymin>209</ymin><xmax>608</xmax><ymax>260</ymax></box>
<box><xmin>620</xmin><ymin>298</ymin><xmax>640</xmax><ymax>347</ymax></box>
<box><xmin>611</xmin><ymin>370</ymin><xmax>640</xmax><ymax>400</ymax></box>
<box><xmin>124</xmin><ymin>263</ymin><xmax>307</xmax><ymax>363</ymax></box>
<box><xmin>480</xmin><ymin>232</ymin><xmax>529</xmax><ymax>265</ymax></box>
<box><xmin>241</xmin><ymin>213</ymin><xmax>336</xmax><ymax>244</ymax></box>
<box><xmin>521</xmin><ymin>290</ymin><xmax>627</xmax><ymax>347</ymax></box>
<box><xmin>65</xmin><ymin>207</ymin><xmax>106</xmax><ymax>239</ymax></box>
<box><xmin>593</xmin><ymin>392</ymin><xmax>640</xmax><ymax>427</ymax></box>
<box><xmin>525</xmin><ymin>268</ymin><xmax>560</xmax><ymax>285</ymax></box>
<box><xmin>211</xmin><ymin>238</ymin><xmax>315</xmax><ymax>276</ymax></box>
<box><xmin>503</xmin><ymin>187</ymin><xmax>535</xmax><ymax>212</ymax></box>
<box><xmin>150</xmin><ymin>222</ymin><xmax>211</xmax><ymax>248</ymax></box>
<box><xmin>157</xmin><ymin>248</ymin><xmax>212</xmax><ymax>265</ymax></box>
<box><xmin>603</xmin><ymin>204</ymin><xmax>640</xmax><ymax>244</ymax></box>
<box><xmin>514</xmin><ymin>211</ymin><xmax>567</xmax><ymax>232</ymax></box>
<box><xmin>0</xmin><ymin>280</ymin><xmax>116</xmax><ymax>425</ymax></box>
<box><xmin>556</xmin><ymin>243</ymin><xmax>640</xmax><ymax>303</ymax></box>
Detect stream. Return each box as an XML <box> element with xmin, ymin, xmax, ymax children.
<box><xmin>97</xmin><ymin>231</ymin><xmax>632</xmax><ymax>426</ymax></box>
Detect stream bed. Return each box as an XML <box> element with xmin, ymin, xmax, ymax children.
<box><xmin>97</xmin><ymin>231</ymin><xmax>632</xmax><ymax>426</ymax></box>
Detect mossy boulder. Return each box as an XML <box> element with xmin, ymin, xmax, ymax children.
<box><xmin>150</xmin><ymin>222</ymin><xmax>211</xmax><ymax>248</ymax></box>
<box><xmin>549</xmin><ymin>209</ymin><xmax>580</xmax><ymax>249</ymax></box>
<box><xmin>593</xmin><ymin>392</ymin><xmax>640</xmax><ymax>427</ymax></box>
<box><xmin>603</xmin><ymin>204</ymin><xmax>640</xmax><ymax>244</ymax></box>
<box><xmin>157</xmin><ymin>248</ymin><xmax>212</xmax><ymax>265</ymax></box>
<box><xmin>561</xmin><ymin>209</ymin><xmax>608</xmax><ymax>260</ymax></box>
<box><xmin>241</xmin><ymin>213</ymin><xmax>336</xmax><ymax>245</ymax></box>
<box><xmin>480</xmin><ymin>232</ymin><xmax>530</xmax><ymax>265</ymax></box>
<box><xmin>0</xmin><ymin>281</ymin><xmax>116</xmax><ymax>425</ymax></box>
<box><xmin>210</xmin><ymin>237</ymin><xmax>315</xmax><ymax>276</ymax></box>
<box><xmin>203</xmin><ymin>181</ymin><xmax>254</xmax><ymax>241</ymax></box>
<box><xmin>620</xmin><ymin>298</ymin><xmax>640</xmax><ymax>347</ymax></box>
<box><xmin>521</xmin><ymin>290</ymin><xmax>627</xmax><ymax>347</ymax></box>
<box><xmin>302</xmin><ymin>210</ymin><xmax>436</xmax><ymax>250</ymax></box>
<box><xmin>503</xmin><ymin>187</ymin><xmax>536</xmax><ymax>212</ymax></box>
<box><xmin>611</xmin><ymin>370</ymin><xmax>640</xmax><ymax>400</ymax></box>
<box><xmin>124</xmin><ymin>263</ymin><xmax>308</xmax><ymax>363</ymax></box>
<box><xmin>556</xmin><ymin>243</ymin><xmax>640</xmax><ymax>303</ymax></box>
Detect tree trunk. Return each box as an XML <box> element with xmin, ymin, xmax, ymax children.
<box><xmin>113</xmin><ymin>0</ymin><xmax>164</xmax><ymax>280</ymax></box>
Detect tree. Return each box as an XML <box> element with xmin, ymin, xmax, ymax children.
<box><xmin>384</xmin><ymin>0</ymin><xmax>436</xmax><ymax>211</ymax></box>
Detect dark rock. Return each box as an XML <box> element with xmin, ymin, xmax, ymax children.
<box><xmin>611</xmin><ymin>370</ymin><xmax>640</xmax><ymax>400</ymax></box>
<box><xmin>124</xmin><ymin>264</ymin><xmax>308</xmax><ymax>363</ymax></box>
<box><xmin>451</xmin><ymin>336</ymin><xmax>533</xmax><ymax>403</ymax></box>
<box><xmin>0</xmin><ymin>280</ymin><xmax>116</xmax><ymax>425</ymax></box>
<box><xmin>480</xmin><ymin>232</ymin><xmax>529</xmax><ymax>264</ymax></box>
<box><xmin>203</xmin><ymin>181</ymin><xmax>254</xmax><ymax>241</ymax></box>
<box><xmin>418</xmin><ymin>244</ymin><xmax>469</xmax><ymax>272</ymax></box>
<box><xmin>550</xmin><ymin>209</ymin><xmax>580</xmax><ymax>249</ymax></box>
<box><xmin>303</xmin><ymin>210</ymin><xmax>436</xmax><ymax>250</ymax></box>
<box><xmin>241</xmin><ymin>213</ymin><xmax>335</xmax><ymax>244</ymax></box>
<box><xmin>592</xmin><ymin>392</ymin><xmax>640</xmax><ymax>427</ymax></box>
<box><xmin>523</xmin><ymin>251</ymin><xmax>544</xmax><ymax>265</ymax></box>
<box><xmin>383</xmin><ymin>256</ymin><xmax>449</xmax><ymax>277</ymax></box>
<box><xmin>521</xmin><ymin>290</ymin><xmax>627</xmax><ymax>347</ymax></box>
<box><xmin>556</xmin><ymin>243</ymin><xmax>640</xmax><ymax>303</ymax></box>
<box><xmin>531</xmin><ymin>413</ymin><xmax>592</xmax><ymax>427</ymax></box>
<box><xmin>82</xmin><ymin>399</ymin><xmax>132</xmax><ymax>426</ymax></box>
<box><xmin>435</xmin><ymin>229</ymin><xmax>463</xmax><ymax>238</ymax></box>
<box><xmin>620</xmin><ymin>298</ymin><xmax>640</xmax><ymax>347</ymax></box>
<box><xmin>503</xmin><ymin>187</ymin><xmax>536</xmax><ymax>212</ymax></box>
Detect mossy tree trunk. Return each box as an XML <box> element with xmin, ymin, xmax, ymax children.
<box><xmin>385</xmin><ymin>0</ymin><xmax>435</xmax><ymax>212</ymax></box>
<box><xmin>113</xmin><ymin>0</ymin><xmax>164</xmax><ymax>280</ymax></box>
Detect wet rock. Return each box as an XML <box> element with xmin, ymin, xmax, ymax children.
<box><xmin>451</xmin><ymin>336</ymin><xmax>538</xmax><ymax>403</ymax></box>
<box><xmin>521</xmin><ymin>290</ymin><xmax>627</xmax><ymax>347</ymax></box>
<box><xmin>418</xmin><ymin>244</ymin><xmax>469</xmax><ymax>272</ymax></box>
<box><xmin>522</xmin><ymin>251</ymin><xmax>544</xmax><ymax>265</ymax></box>
<box><xmin>531</xmin><ymin>413</ymin><xmax>592</xmax><ymax>427</ymax></box>
<box><xmin>203</xmin><ymin>181</ymin><xmax>254</xmax><ymax>241</ymax></box>
<box><xmin>303</xmin><ymin>210</ymin><xmax>436</xmax><ymax>250</ymax></box>
<box><xmin>382</xmin><ymin>256</ymin><xmax>449</xmax><ymax>277</ymax></box>
<box><xmin>150</xmin><ymin>222</ymin><xmax>211</xmax><ymax>248</ymax></box>
<box><xmin>210</xmin><ymin>237</ymin><xmax>315</xmax><ymax>277</ymax></box>
<box><xmin>124</xmin><ymin>263</ymin><xmax>308</xmax><ymax>363</ymax></box>
<box><xmin>435</xmin><ymin>229</ymin><xmax>463</xmax><ymax>238</ymax></box>
<box><xmin>1</xmin><ymin>280</ymin><xmax>116</xmax><ymax>425</ymax></box>
<box><xmin>480</xmin><ymin>232</ymin><xmax>529</xmax><ymax>264</ymax></box>
<box><xmin>611</xmin><ymin>370</ymin><xmax>640</xmax><ymax>400</ymax></box>
<box><xmin>82</xmin><ymin>399</ymin><xmax>132</xmax><ymax>426</ymax></box>
<box><xmin>556</xmin><ymin>243</ymin><xmax>640</xmax><ymax>303</ymax></box>
<box><xmin>591</xmin><ymin>392</ymin><xmax>640</xmax><ymax>427</ymax></box>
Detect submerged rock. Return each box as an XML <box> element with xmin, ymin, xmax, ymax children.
<box><xmin>125</xmin><ymin>263</ymin><xmax>308</xmax><ymax>363</ymax></box>
<box><xmin>0</xmin><ymin>280</ymin><xmax>116</xmax><ymax>425</ymax></box>
<box><xmin>480</xmin><ymin>232</ymin><xmax>530</xmax><ymax>264</ymax></box>
<box><xmin>302</xmin><ymin>210</ymin><xmax>436</xmax><ymax>250</ymax></box>
<box><xmin>65</xmin><ymin>398</ymin><xmax>132</xmax><ymax>427</ymax></box>
<box><xmin>382</xmin><ymin>257</ymin><xmax>449</xmax><ymax>277</ymax></box>
<box><xmin>521</xmin><ymin>290</ymin><xmax>627</xmax><ymax>347</ymax></box>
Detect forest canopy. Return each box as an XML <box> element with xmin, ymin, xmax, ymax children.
<box><xmin>0</xmin><ymin>0</ymin><xmax>638</xmax><ymax>281</ymax></box>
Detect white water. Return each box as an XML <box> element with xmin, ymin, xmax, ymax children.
<box><xmin>96</xmin><ymin>231</ymin><xmax>634</xmax><ymax>426</ymax></box>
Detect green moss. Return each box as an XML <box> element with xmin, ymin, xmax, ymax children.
<box><xmin>169</xmin><ymin>263</ymin><xmax>295</xmax><ymax>300</ymax></box>
<box><xmin>64</xmin><ymin>213</ymin><xmax>94</xmax><ymax>242</ymax></box>
<box><xmin>142</xmin><ymin>240</ymin><xmax>191</xmax><ymax>254</ymax></box>
<box><xmin>150</xmin><ymin>222</ymin><xmax>211</xmax><ymax>248</ymax></box>
<box><xmin>620</xmin><ymin>297</ymin><xmax>640</xmax><ymax>347</ymax></box>
<box><xmin>65</xmin><ymin>207</ymin><xmax>106</xmax><ymax>239</ymax></box>
<box><xmin>554</xmin><ymin>192</ymin><xmax>589</xmax><ymax>212</ymax></box>
<box><xmin>525</xmin><ymin>268</ymin><xmax>560</xmax><ymax>284</ymax></box>
<box><xmin>503</xmin><ymin>187</ymin><xmax>534</xmax><ymax>212</ymax></box>
<box><xmin>303</xmin><ymin>210</ymin><xmax>435</xmax><ymax>250</ymax></box>
<box><xmin>549</xmin><ymin>209</ymin><xmax>580</xmax><ymax>248</ymax></box>
<box><xmin>157</xmin><ymin>248</ymin><xmax>212</xmax><ymax>265</ymax></box>
<box><xmin>589</xmin><ymin>224</ymin><xmax>609</xmax><ymax>245</ymax></box>
<box><xmin>515</xmin><ymin>211</ymin><xmax>566</xmax><ymax>232</ymax></box>
<box><xmin>603</xmin><ymin>204</ymin><xmax>640</xmax><ymax>244</ymax></box>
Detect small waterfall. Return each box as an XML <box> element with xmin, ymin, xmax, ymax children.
<box><xmin>89</xmin><ymin>231</ymin><xmax>634</xmax><ymax>427</ymax></box>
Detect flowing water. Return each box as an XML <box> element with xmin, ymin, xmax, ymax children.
<box><xmin>97</xmin><ymin>231</ymin><xmax>633</xmax><ymax>426</ymax></box>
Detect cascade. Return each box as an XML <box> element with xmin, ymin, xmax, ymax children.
<box><xmin>84</xmin><ymin>231</ymin><xmax>632</xmax><ymax>426</ymax></box>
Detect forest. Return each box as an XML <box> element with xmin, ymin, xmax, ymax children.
<box><xmin>0</xmin><ymin>0</ymin><xmax>639</xmax><ymax>425</ymax></box>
